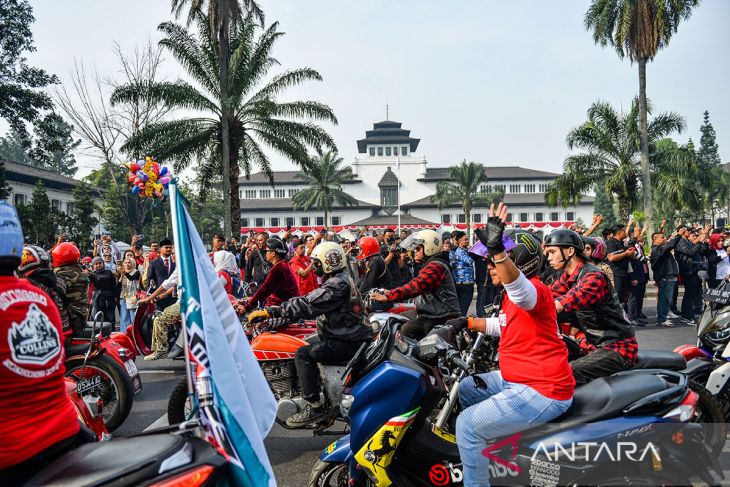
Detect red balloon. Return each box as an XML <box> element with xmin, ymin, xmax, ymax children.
<box><xmin>130</xmin><ymin>163</ymin><xmax>140</xmax><ymax>172</ymax></box>
<box><xmin>128</xmin><ymin>175</ymin><xmax>136</xmax><ymax>183</ymax></box>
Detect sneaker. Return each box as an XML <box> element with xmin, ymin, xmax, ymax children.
<box><xmin>286</xmin><ymin>403</ymin><xmax>325</xmax><ymax>428</ymax></box>
<box><xmin>682</xmin><ymin>318</ymin><xmax>697</xmax><ymax>326</ymax></box>
<box><xmin>167</xmin><ymin>344</ymin><xmax>184</xmax><ymax>359</ymax></box>
<box><xmin>668</xmin><ymin>311</ymin><xmax>680</xmax><ymax>319</ymax></box>
<box><xmin>144</xmin><ymin>351</ymin><xmax>167</xmax><ymax>361</ymax></box>
<box><xmin>657</xmin><ymin>321</ymin><xmax>675</xmax><ymax>328</ymax></box>
<box><xmin>639</xmin><ymin>313</ymin><xmax>648</xmax><ymax>320</ymax></box>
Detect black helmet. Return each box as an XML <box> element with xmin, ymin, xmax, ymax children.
<box><xmin>580</xmin><ymin>235</ymin><xmax>597</xmax><ymax>248</ymax></box>
<box><xmin>505</xmin><ymin>230</ymin><xmax>543</xmax><ymax>278</ymax></box>
<box><xmin>266</xmin><ymin>238</ymin><xmax>288</xmax><ymax>257</ymax></box>
<box><xmin>544</xmin><ymin>229</ymin><xmax>584</xmax><ymax>252</ymax></box>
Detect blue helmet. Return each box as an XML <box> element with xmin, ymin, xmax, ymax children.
<box><xmin>0</xmin><ymin>203</ymin><xmax>24</xmax><ymax>265</ymax></box>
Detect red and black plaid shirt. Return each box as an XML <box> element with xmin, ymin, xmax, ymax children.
<box><xmin>551</xmin><ymin>262</ymin><xmax>638</xmax><ymax>366</ymax></box>
<box><xmin>387</xmin><ymin>259</ymin><xmax>447</xmax><ymax>302</ymax></box>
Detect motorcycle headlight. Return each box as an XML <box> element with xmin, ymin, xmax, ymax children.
<box><xmin>340</xmin><ymin>394</ymin><xmax>354</xmax><ymax>417</ymax></box>
<box><xmin>706</xmin><ymin>328</ymin><xmax>730</xmax><ymax>349</ymax></box>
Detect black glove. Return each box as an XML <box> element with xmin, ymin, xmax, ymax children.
<box><xmin>266</xmin><ymin>306</ymin><xmax>283</xmax><ymax>318</ymax></box>
<box><xmin>268</xmin><ymin>316</ymin><xmax>288</xmax><ymax>330</ymax></box>
<box><xmin>444</xmin><ymin>317</ymin><xmax>468</xmax><ymax>332</ymax></box>
<box><xmin>483</xmin><ymin>216</ymin><xmax>505</xmax><ymax>255</ymax></box>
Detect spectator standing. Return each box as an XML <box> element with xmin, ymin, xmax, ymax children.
<box><xmin>674</xmin><ymin>225</ymin><xmax>709</xmax><ymax>324</ymax></box>
<box><xmin>707</xmin><ymin>233</ymin><xmax>730</xmax><ymax>288</ymax></box>
<box><xmin>650</xmin><ymin>231</ymin><xmax>681</xmax><ymax>327</ymax></box>
<box><xmin>118</xmin><ymin>257</ymin><xmax>140</xmax><ymax>331</ymax></box>
<box><xmin>341</xmin><ymin>240</ymin><xmax>361</xmax><ymax>285</ymax></box>
<box><xmin>244</xmin><ymin>232</ymin><xmax>271</xmax><ymax>287</ymax></box>
<box><xmin>606</xmin><ymin>224</ymin><xmax>635</xmax><ymax>307</ymax></box>
<box><xmin>94</xmin><ymin>233</ymin><xmax>121</xmax><ymax>263</ymax></box>
<box><xmin>145</xmin><ymin>238</ymin><xmax>176</xmax><ymax>312</ymax></box>
<box><xmin>627</xmin><ymin>225</ymin><xmax>649</xmax><ymax>326</ymax></box>
<box><xmin>89</xmin><ymin>257</ymin><xmax>119</xmax><ymax>324</ymax></box>
<box><xmin>290</xmin><ymin>239</ymin><xmax>318</xmax><ymax>295</ymax></box>
<box><xmin>450</xmin><ymin>230</ymin><xmax>475</xmax><ymax>315</ymax></box>
<box><xmin>382</xmin><ymin>228</ymin><xmax>403</xmax><ymax>287</ymax></box>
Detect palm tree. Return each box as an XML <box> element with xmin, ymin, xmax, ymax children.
<box><xmin>585</xmin><ymin>0</ymin><xmax>699</xmax><ymax>231</ymax></box>
<box><xmin>546</xmin><ymin>98</ymin><xmax>684</xmax><ymax>221</ymax></box>
<box><xmin>112</xmin><ymin>15</ymin><xmax>337</xmax><ymax>233</ymax></box>
<box><xmin>292</xmin><ymin>150</ymin><xmax>358</xmax><ymax>226</ymax></box>
<box><xmin>170</xmin><ymin>0</ymin><xmax>264</xmax><ymax>236</ymax></box>
<box><xmin>651</xmin><ymin>139</ymin><xmax>707</xmax><ymax>222</ymax></box>
<box><xmin>431</xmin><ymin>161</ymin><xmax>500</xmax><ymax>239</ymax></box>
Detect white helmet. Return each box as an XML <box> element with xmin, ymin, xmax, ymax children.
<box><xmin>310</xmin><ymin>241</ymin><xmax>347</xmax><ymax>274</ymax></box>
<box><xmin>403</xmin><ymin>229</ymin><xmax>441</xmax><ymax>257</ymax></box>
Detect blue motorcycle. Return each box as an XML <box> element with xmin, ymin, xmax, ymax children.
<box><xmin>310</xmin><ymin>321</ymin><xmax>723</xmax><ymax>486</ymax></box>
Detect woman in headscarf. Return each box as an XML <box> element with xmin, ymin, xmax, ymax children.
<box><xmin>213</xmin><ymin>250</ymin><xmax>240</xmax><ymax>295</ymax></box>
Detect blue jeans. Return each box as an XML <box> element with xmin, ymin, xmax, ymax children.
<box><xmin>456</xmin><ymin>371</ymin><xmax>572</xmax><ymax>487</ymax></box>
<box><xmin>119</xmin><ymin>305</ymin><xmax>137</xmax><ymax>332</ymax></box>
<box><xmin>656</xmin><ymin>279</ymin><xmax>677</xmax><ymax>323</ymax></box>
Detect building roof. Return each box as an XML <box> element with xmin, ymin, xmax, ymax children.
<box><xmin>348</xmin><ymin>214</ymin><xmax>437</xmax><ymax>226</ymax></box>
<box><xmin>237</xmin><ymin>170</ymin><xmax>361</xmax><ymax>186</ymax></box>
<box><xmin>2</xmin><ymin>159</ymin><xmax>103</xmax><ymax>193</ymax></box>
<box><xmin>401</xmin><ymin>193</ymin><xmax>595</xmax><ymax>209</ymax></box>
<box><xmin>418</xmin><ymin>166</ymin><xmax>560</xmax><ymax>182</ymax></box>
<box><xmin>240</xmin><ymin>197</ymin><xmax>377</xmax><ymax>212</ymax></box>
<box><xmin>378</xmin><ymin>167</ymin><xmax>399</xmax><ymax>187</ymax></box>
<box><xmin>357</xmin><ymin>120</ymin><xmax>421</xmax><ymax>154</ymax></box>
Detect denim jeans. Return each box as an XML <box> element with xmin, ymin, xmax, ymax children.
<box><xmin>456</xmin><ymin>371</ymin><xmax>573</xmax><ymax>487</ymax></box>
<box><xmin>119</xmin><ymin>305</ymin><xmax>137</xmax><ymax>332</ymax></box>
<box><xmin>656</xmin><ymin>279</ymin><xmax>677</xmax><ymax>323</ymax></box>
<box><xmin>455</xmin><ymin>282</ymin><xmax>475</xmax><ymax>316</ymax></box>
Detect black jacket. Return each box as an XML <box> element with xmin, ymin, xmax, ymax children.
<box><xmin>650</xmin><ymin>235</ymin><xmax>681</xmax><ymax>283</ymax></box>
<box><xmin>358</xmin><ymin>254</ymin><xmax>394</xmax><ymax>294</ymax></box>
<box><xmin>674</xmin><ymin>237</ymin><xmax>703</xmax><ymax>276</ymax></box>
<box><xmin>244</xmin><ymin>250</ymin><xmax>270</xmax><ymax>286</ymax></box>
<box><xmin>146</xmin><ymin>256</ymin><xmax>176</xmax><ymax>310</ymax></box>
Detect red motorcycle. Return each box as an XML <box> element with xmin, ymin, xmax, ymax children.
<box><xmin>65</xmin><ymin>377</ymin><xmax>109</xmax><ymax>440</ymax></box>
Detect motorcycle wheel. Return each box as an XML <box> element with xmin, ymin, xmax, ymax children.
<box><xmin>689</xmin><ymin>379</ymin><xmax>727</xmax><ymax>457</ymax></box>
<box><xmin>65</xmin><ymin>354</ymin><xmax>133</xmax><ymax>432</ymax></box>
<box><xmin>168</xmin><ymin>377</ymin><xmax>194</xmax><ymax>425</ymax></box>
<box><xmin>309</xmin><ymin>460</ymin><xmax>372</xmax><ymax>487</ymax></box>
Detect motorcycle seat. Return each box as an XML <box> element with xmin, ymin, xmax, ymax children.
<box><xmin>65</xmin><ymin>342</ymin><xmax>92</xmax><ymax>357</ymax></box>
<box><xmin>25</xmin><ymin>434</ymin><xmax>200</xmax><ymax>486</ymax></box>
<box><xmin>634</xmin><ymin>350</ymin><xmax>686</xmax><ymax>370</ymax></box>
<box><xmin>77</xmin><ymin>321</ymin><xmax>113</xmax><ymax>339</ymax></box>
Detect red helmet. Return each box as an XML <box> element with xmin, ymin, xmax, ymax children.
<box><xmin>357</xmin><ymin>236</ymin><xmax>381</xmax><ymax>261</ymax></box>
<box><xmin>52</xmin><ymin>242</ymin><xmax>81</xmax><ymax>267</ymax></box>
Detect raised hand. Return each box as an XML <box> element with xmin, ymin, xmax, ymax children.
<box><xmin>484</xmin><ymin>202</ymin><xmax>508</xmax><ymax>254</ymax></box>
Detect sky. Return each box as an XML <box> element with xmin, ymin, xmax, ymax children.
<box><xmin>21</xmin><ymin>0</ymin><xmax>730</xmax><ymax>177</ymax></box>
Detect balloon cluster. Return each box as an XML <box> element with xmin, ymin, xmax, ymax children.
<box><xmin>126</xmin><ymin>156</ymin><xmax>172</xmax><ymax>198</ymax></box>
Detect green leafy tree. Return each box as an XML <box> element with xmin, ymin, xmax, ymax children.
<box><xmin>292</xmin><ymin>150</ymin><xmax>357</xmax><ymax>226</ymax></box>
<box><xmin>69</xmin><ymin>181</ymin><xmax>99</xmax><ymax>252</ymax></box>
<box><xmin>651</xmin><ymin>138</ymin><xmax>706</xmax><ymax>222</ymax></box>
<box><xmin>113</xmin><ymin>14</ymin><xmax>336</xmax><ymax>236</ymax></box>
<box><xmin>0</xmin><ymin>161</ymin><xmax>11</xmax><ymax>200</ymax></box>
<box><xmin>592</xmin><ymin>178</ymin><xmax>618</xmax><ymax>229</ymax></box>
<box><xmin>25</xmin><ymin>180</ymin><xmax>54</xmax><ymax>245</ymax></box>
<box><xmin>180</xmin><ymin>179</ymin><xmax>225</xmax><ymax>242</ymax></box>
<box><xmin>0</xmin><ymin>127</ymin><xmax>31</xmax><ymax>164</ymax></box>
<box><xmin>431</xmin><ymin>160</ymin><xmax>501</xmax><ymax>238</ymax></box>
<box><xmin>28</xmin><ymin>112</ymin><xmax>81</xmax><ymax>177</ymax></box>
<box><xmin>585</xmin><ymin>0</ymin><xmax>699</xmax><ymax>231</ymax></box>
<box><xmin>698</xmin><ymin>110</ymin><xmax>721</xmax><ymax>168</ymax></box>
<box><xmin>546</xmin><ymin>98</ymin><xmax>684</xmax><ymax>220</ymax></box>
<box><xmin>0</xmin><ymin>0</ymin><xmax>58</xmax><ymax>141</ymax></box>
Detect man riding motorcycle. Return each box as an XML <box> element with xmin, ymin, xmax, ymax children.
<box><xmin>545</xmin><ymin>229</ymin><xmax>638</xmax><ymax>385</ymax></box>
<box><xmin>52</xmin><ymin>242</ymin><xmax>90</xmax><ymax>337</ymax></box>
<box><xmin>249</xmin><ymin>242</ymin><xmax>372</xmax><ymax>428</ymax></box>
<box><xmin>356</xmin><ymin>235</ymin><xmax>394</xmax><ymax>311</ymax></box>
<box><xmin>0</xmin><ymin>203</ymin><xmax>95</xmax><ymax>485</ymax></box>
<box><xmin>238</xmin><ymin>238</ymin><xmax>300</xmax><ymax>313</ymax></box>
<box><xmin>454</xmin><ymin>203</ymin><xmax>575</xmax><ymax>487</ymax></box>
<box><xmin>370</xmin><ymin>229</ymin><xmax>460</xmax><ymax>339</ymax></box>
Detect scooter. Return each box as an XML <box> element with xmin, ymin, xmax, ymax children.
<box><xmin>311</xmin><ymin>323</ymin><xmax>723</xmax><ymax>486</ymax></box>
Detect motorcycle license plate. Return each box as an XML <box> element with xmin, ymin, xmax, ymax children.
<box><xmin>76</xmin><ymin>375</ymin><xmax>102</xmax><ymax>396</ymax></box>
<box><xmin>704</xmin><ymin>288</ymin><xmax>730</xmax><ymax>305</ymax></box>
<box><xmin>124</xmin><ymin>360</ymin><xmax>139</xmax><ymax>377</ymax></box>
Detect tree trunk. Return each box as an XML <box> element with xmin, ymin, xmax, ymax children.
<box><xmin>218</xmin><ymin>1</ymin><xmax>233</xmax><ymax>237</ymax></box>
<box><xmin>324</xmin><ymin>209</ymin><xmax>328</xmax><ymax>228</ymax></box>
<box><xmin>229</xmin><ymin>146</ymin><xmax>241</xmax><ymax>237</ymax></box>
<box><xmin>637</xmin><ymin>58</ymin><xmax>653</xmax><ymax>234</ymax></box>
<box><xmin>464</xmin><ymin>200</ymin><xmax>471</xmax><ymax>241</ymax></box>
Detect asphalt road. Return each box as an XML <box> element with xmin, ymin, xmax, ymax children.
<box><xmin>114</xmin><ymin>298</ymin><xmax>730</xmax><ymax>486</ymax></box>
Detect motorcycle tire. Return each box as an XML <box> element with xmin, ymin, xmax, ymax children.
<box><xmin>689</xmin><ymin>379</ymin><xmax>727</xmax><ymax>457</ymax></box>
<box><xmin>168</xmin><ymin>377</ymin><xmax>194</xmax><ymax>426</ymax></box>
<box><xmin>65</xmin><ymin>354</ymin><xmax>133</xmax><ymax>432</ymax></box>
<box><xmin>309</xmin><ymin>459</ymin><xmax>372</xmax><ymax>487</ymax></box>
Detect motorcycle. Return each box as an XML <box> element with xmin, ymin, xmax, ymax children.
<box><xmin>311</xmin><ymin>323</ymin><xmax>723</xmax><ymax>486</ymax></box>
<box><xmin>64</xmin><ymin>313</ymin><xmax>136</xmax><ymax>431</ymax></box>
<box><xmin>65</xmin><ymin>377</ymin><xmax>109</xmax><ymax>441</ymax></box>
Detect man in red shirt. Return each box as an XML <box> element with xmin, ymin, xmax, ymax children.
<box><xmin>0</xmin><ymin>203</ymin><xmax>94</xmax><ymax>484</ymax></box>
<box><xmin>238</xmin><ymin>238</ymin><xmax>300</xmax><ymax>312</ymax></box>
<box><xmin>454</xmin><ymin>202</ymin><xmax>574</xmax><ymax>487</ymax></box>
<box><xmin>289</xmin><ymin>238</ymin><xmax>318</xmax><ymax>295</ymax></box>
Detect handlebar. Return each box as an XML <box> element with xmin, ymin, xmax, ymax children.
<box><xmin>446</xmin><ymin>349</ymin><xmax>470</xmax><ymax>374</ymax></box>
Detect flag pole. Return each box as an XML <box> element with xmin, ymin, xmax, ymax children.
<box><xmin>396</xmin><ymin>154</ymin><xmax>401</xmax><ymax>235</ymax></box>
<box><xmin>169</xmin><ymin>180</ymin><xmax>195</xmax><ymax>410</ymax></box>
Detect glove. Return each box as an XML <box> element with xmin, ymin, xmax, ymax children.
<box><xmin>444</xmin><ymin>317</ymin><xmax>468</xmax><ymax>332</ymax></box>
<box><xmin>484</xmin><ymin>215</ymin><xmax>505</xmax><ymax>255</ymax></box>
<box><xmin>266</xmin><ymin>306</ymin><xmax>283</xmax><ymax>318</ymax></box>
<box><xmin>268</xmin><ymin>317</ymin><xmax>288</xmax><ymax>330</ymax></box>
<box><xmin>246</xmin><ymin>309</ymin><xmax>270</xmax><ymax>324</ymax></box>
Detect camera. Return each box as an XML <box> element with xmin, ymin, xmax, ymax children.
<box><xmin>136</xmin><ymin>234</ymin><xmax>145</xmax><ymax>242</ymax></box>
<box><xmin>320</xmin><ymin>229</ymin><xmax>327</xmax><ymax>235</ymax></box>
<box><xmin>350</xmin><ymin>247</ymin><xmax>361</xmax><ymax>257</ymax></box>
<box><xmin>386</xmin><ymin>237</ymin><xmax>396</xmax><ymax>245</ymax></box>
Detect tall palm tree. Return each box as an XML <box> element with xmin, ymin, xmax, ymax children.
<box><xmin>112</xmin><ymin>15</ymin><xmax>337</xmax><ymax>233</ymax></box>
<box><xmin>651</xmin><ymin>139</ymin><xmax>707</xmax><ymax>221</ymax></box>
<box><xmin>170</xmin><ymin>0</ymin><xmax>265</xmax><ymax>236</ymax></box>
<box><xmin>431</xmin><ymin>161</ymin><xmax>499</xmax><ymax>239</ymax></box>
<box><xmin>292</xmin><ymin>150</ymin><xmax>358</xmax><ymax>226</ymax></box>
<box><xmin>546</xmin><ymin>98</ymin><xmax>684</xmax><ymax>220</ymax></box>
<box><xmin>585</xmin><ymin>0</ymin><xmax>699</xmax><ymax>231</ymax></box>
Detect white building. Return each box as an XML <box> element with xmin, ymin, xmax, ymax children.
<box><xmin>239</xmin><ymin>120</ymin><xmax>594</xmax><ymax>233</ymax></box>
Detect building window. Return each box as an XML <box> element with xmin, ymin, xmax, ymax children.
<box><xmin>269</xmin><ymin>217</ymin><xmax>279</xmax><ymax>227</ymax></box>
<box><xmin>524</xmin><ymin>184</ymin><xmax>535</xmax><ymax>193</ymax></box>
<box><xmin>506</xmin><ymin>213</ymin><xmax>513</xmax><ymax>222</ymax></box>
<box><xmin>377</xmin><ymin>147</ymin><xmax>383</xmax><ymax>156</ymax></box>
<box><xmin>239</xmin><ymin>189</ymin><xmax>243</xmax><ymax>198</ymax></box>
<box><xmin>242</xmin><ymin>217</ymin><xmax>249</xmax><ymax>227</ymax></box>
<box><xmin>480</xmin><ymin>184</ymin><xmax>493</xmax><ymax>193</ymax></box>
<box><xmin>534</xmin><ymin>212</ymin><xmax>544</xmax><ymax>222</ymax></box>
<box><xmin>288</xmin><ymin>189</ymin><xmax>299</xmax><ymax>197</ymax></box>
<box><xmin>402</xmin><ymin>146</ymin><xmax>408</xmax><ymax>156</ymax></box>
<box><xmin>393</xmin><ymin>147</ymin><xmax>399</xmax><ymax>156</ymax></box>
<box><xmin>566</xmin><ymin>212</ymin><xmax>575</xmax><ymax>221</ymax></box>
<box><xmin>510</xmin><ymin>184</ymin><xmax>521</xmax><ymax>194</ymax></box>
<box><xmin>494</xmin><ymin>184</ymin><xmax>505</xmax><ymax>193</ymax></box>
<box><xmin>51</xmin><ymin>199</ymin><xmax>61</xmax><ymax>211</ymax></box>
<box><xmin>331</xmin><ymin>216</ymin><xmax>341</xmax><ymax>225</ymax></box>
<box><xmin>13</xmin><ymin>194</ymin><xmax>25</xmax><ymax>206</ymax></box>
<box><xmin>385</xmin><ymin>147</ymin><xmax>392</xmax><ymax>156</ymax></box>
<box><xmin>245</xmin><ymin>190</ymin><xmax>256</xmax><ymax>199</ymax></box>
<box><xmin>458</xmin><ymin>214</ymin><xmax>466</xmax><ymax>223</ymax></box>
<box><xmin>473</xmin><ymin>214</ymin><xmax>482</xmax><ymax>223</ymax></box>
<box><xmin>381</xmin><ymin>187</ymin><xmax>398</xmax><ymax>207</ymax></box>
<box><xmin>274</xmin><ymin>189</ymin><xmax>285</xmax><ymax>198</ymax></box>
<box><xmin>550</xmin><ymin>212</ymin><xmax>559</xmax><ymax>221</ymax></box>
<box><xmin>301</xmin><ymin>217</ymin><xmax>310</xmax><ymax>226</ymax></box>
<box><xmin>254</xmin><ymin>217</ymin><xmax>264</xmax><ymax>227</ymax></box>
<box><xmin>441</xmin><ymin>214</ymin><xmax>451</xmax><ymax>224</ymax></box>
<box><xmin>316</xmin><ymin>216</ymin><xmax>324</xmax><ymax>226</ymax></box>
<box><xmin>260</xmin><ymin>190</ymin><xmax>271</xmax><ymax>198</ymax></box>
<box><xmin>519</xmin><ymin>212</ymin><xmax>528</xmax><ymax>222</ymax></box>
<box><xmin>286</xmin><ymin>217</ymin><xmax>295</xmax><ymax>227</ymax></box>
<box><xmin>539</xmin><ymin>183</ymin><xmax>549</xmax><ymax>192</ymax></box>
<box><xmin>369</xmin><ymin>147</ymin><xmax>375</xmax><ymax>156</ymax></box>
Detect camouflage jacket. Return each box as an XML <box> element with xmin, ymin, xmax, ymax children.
<box><xmin>54</xmin><ymin>264</ymin><xmax>90</xmax><ymax>333</ymax></box>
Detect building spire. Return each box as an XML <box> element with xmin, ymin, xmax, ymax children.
<box><xmin>386</xmin><ymin>103</ymin><xmax>389</xmax><ymax>120</ymax></box>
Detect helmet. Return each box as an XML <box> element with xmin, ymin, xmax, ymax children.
<box><xmin>0</xmin><ymin>202</ymin><xmax>24</xmax><ymax>267</ymax></box>
<box><xmin>265</xmin><ymin>238</ymin><xmax>288</xmax><ymax>257</ymax></box>
<box><xmin>357</xmin><ymin>236</ymin><xmax>380</xmax><ymax>261</ymax></box>
<box><xmin>310</xmin><ymin>242</ymin><xmax>347</xmax><ymax>274</ymax></box>
<box><xmin>589</xmin><ymin>237</ymin><xmax>607</xmax><ymax>261</ymax></box>
<box><xmin>19</xmin><ymin>245</ymin><xmax>50</xmax><ymax>274</ymax></box>
<box><xmin>52</xmin><ymin>242</ymin><xmax>81</xmax><ymax>267</ymax></box>
<box><xmin>404</xmin><ymin>229</ymin><xmax>442</xmax><ymax>257</ymax></box>
<box><xmin>544</xmin><ymin>229</ymin><xmax>585</xmax><ymax>252</ymax></box>
<box><xmin>504</xmin><ymin>230</ymin><xmax>543</xmax><ymax>278</ymax></box>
